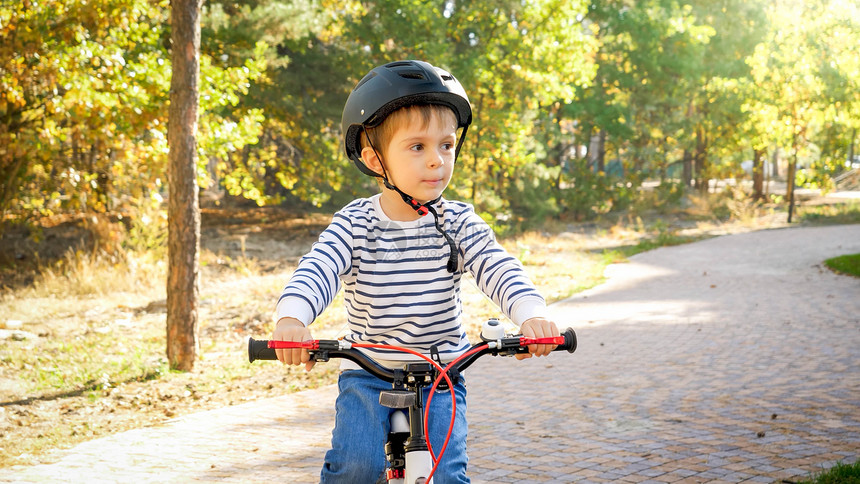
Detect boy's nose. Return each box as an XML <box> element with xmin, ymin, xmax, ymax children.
<box><xmin>428</xmin><ymin>150</ymin><xmax>446</xmax><ymax>167</ymax></box>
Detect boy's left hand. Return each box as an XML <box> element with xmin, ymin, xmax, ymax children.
<box><xmin>517</xmin><ymin>317</ymin><xmax>560</xmax><ymax>359</ymax></box>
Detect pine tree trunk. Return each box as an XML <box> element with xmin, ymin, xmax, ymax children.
<box><xmin>166</xmin><ymin>0</ymin><xmax>202</xmax><ymax>371</ymax></box>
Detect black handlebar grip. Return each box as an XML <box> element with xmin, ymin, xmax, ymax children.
<box><xmin>555</xmin><ymin>328</ymin><xmax>577</xmax><ymax>353</ymax></box>
<box><xmin>248</xmin><ymin>337</ymin><xmax>278</xmax><ymax>363</ymax></box>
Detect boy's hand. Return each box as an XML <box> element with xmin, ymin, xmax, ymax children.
<box><xmin>273</xmin><ymin>317</ymin><xmax>315</xmax><ymax>371</ymax></box>
<box><xmin>517</xmin><ymin>317</ymin><xmax>560</xmax><ymax>360</ymax></box>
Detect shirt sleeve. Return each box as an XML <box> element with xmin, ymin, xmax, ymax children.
<box><xmin>275</xmin><ymin>213</ymin><xmax>354</xmax><ymax>326</ymax></box>
<box><xmin>454</xmin><ymin>209</ymin><xmax>547</xmax><ymax>325</ymax></box>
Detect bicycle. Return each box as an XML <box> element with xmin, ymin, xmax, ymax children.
<box><xmin>248</xmin><ymin>319</ymin><xmax>577</xmax><ymax>484</ymax></box>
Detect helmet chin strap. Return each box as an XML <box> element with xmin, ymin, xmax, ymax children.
<box><xmin>382</xmin><ymin>178</ymin><xmax>432</xmax><ymax>217</ymax></box>
<box><xmin>381</xmin><ymin>175</ymin><xmax>458</xmax><ymax>273</ymax></box>
<box><xmin>366</xmin><ymin>131</ymin><xmax>458</xmax><ymax>273</ymax></box>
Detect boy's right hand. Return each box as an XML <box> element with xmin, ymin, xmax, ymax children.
<box><xmin>272</xmin><ymin>317</ymin><xmax>315</xmax><ymax>371</ymax></box>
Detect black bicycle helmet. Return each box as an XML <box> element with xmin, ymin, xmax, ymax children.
<box><xmin>341</xmin><ymin>60</ymin><xmax>472</xmax><ymax>177</ymax></box>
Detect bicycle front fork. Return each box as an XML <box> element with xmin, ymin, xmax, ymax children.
<box><xmin>384</xmin><ymin>408</ymin><xmax>434</xmax><ymax>484</ymax></box>
<box><xmin>385</xmin><ymin>410</ymin><xmax>409</xmax><ymax>483</ymax></box>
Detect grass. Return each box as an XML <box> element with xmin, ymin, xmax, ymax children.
<box><xmin>12</xmin><ymin>323</ymin><xmax>165</xmax><ymax>396</ymax></box>
<box><xmin>805</xmin><ymin>202</ymin><xmax>860</xmax><ymax>280</ymax></box>
<box><xmin>824</xmin><ymin>253</ymin><xmax>860</xmax><ymax>278</ymax></box>
<box><xmin>798</xmin><ymin>200</ymin><xmax>860</xmax><ymax>225</ymax></box>
<box><xmin>799</xmin><ymin>460</ymin><xmax>860</xmax><ymax>484</ymax></box>
<box><xmin>608</xmin><ymin>229</ymin><xmax>706</xmax><ymax>259</ymax></box>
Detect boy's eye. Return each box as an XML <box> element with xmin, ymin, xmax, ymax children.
<box><xmin>442</xmin><ymin>142</ymin><xmax>454</xmax><ymax>151</ymax></box>
<box><xmin>410</xmin><ymin>144</ymin><xmax>424</xmax><ymax>151</ymax></box>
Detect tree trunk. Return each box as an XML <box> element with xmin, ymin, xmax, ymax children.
<box><xmin>849</xmin><ymin>128</ymin><xmax>856</xmax><ymax>165</ymax></box>
<box><xmin>752</xmin><ymin>148</ymin><xmax>764</xmax><ymax>200</ymax></box>
<box><xmin>469</xmin><ymin>94</ymin><xmax>484</xmax><ymax>204</ymax></box>
<box><xmin>585</xmin><ymin>125</ymin><xmax>596</xmax><ymax>169</ymax></box>
<box><xmin>694</xmin><ymin>128</ymin><xmax>708</xmax><ymax>192</ymax></box>
<box><xmin>0</xmin><ymin>155</ymin><xmax>26</xmax><ymax>237</ymax></box>
<box><xmin>682</xmin><ymin>149</ymin><xmax>692</xmax><ymax>188</ymax></box>
<box><xmin>166</xmin><ymin>0</ymin><xmax>202</xmax><ymax>371</ymax></box>
<box><xmin>787</xmin><ymin>133</ymin><xmax>798</xmax><ymax>223</ymax></box>
<box><xmin>771</xmin><ymin>147</ymin><xmax>780</xmax><ymax>178</ymax></box>
<box><xmin>596</xmin><ymin>130</ymin><xmax>606</xmax><ymax>173</ymax></box>
<box><xmin>659</xmin><ymin>139</ymin><xmax>668</xmax><ymax>183</ymax></box>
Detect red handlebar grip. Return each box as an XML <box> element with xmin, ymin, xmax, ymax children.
<box><xmin>519</xmin><ymin>336</ymin><xmax>566</xmax><ymax>346</ymax></box>
<box><xmin>268</xmin><ymin>340</ymin><xmax>319</xmax><ymax>350</ymax></box>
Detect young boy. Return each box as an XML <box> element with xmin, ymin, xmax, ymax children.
<box><xmin>273</xmin><ymin>60</ymin><xmax>560</xmax><ymax>483</ymax></box>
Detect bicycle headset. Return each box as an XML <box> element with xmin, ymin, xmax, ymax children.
<box><xmin>341</xmin><ymin>60</ymin><xmax>473</xmax><ymax>273</ymax></box>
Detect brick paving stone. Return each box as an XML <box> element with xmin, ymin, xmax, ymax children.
<box><xmin>3</xmin><ymin>224</ymin><xmax>859</xmax><ymax>483</ymax></box>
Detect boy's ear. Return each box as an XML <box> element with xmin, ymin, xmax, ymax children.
<box><xmin>361</xmin><ymin>146</ymin><xmax>385</xmax><ymax>177</ymax></box>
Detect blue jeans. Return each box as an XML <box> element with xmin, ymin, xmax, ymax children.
<box><xmin>320</xmin><ymin>369</ymin><xmax>470</xmax><ymax>483</ymax></box>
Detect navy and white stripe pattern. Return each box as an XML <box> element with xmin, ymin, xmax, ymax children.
<box><xmin>277</xmin><ymin>194</ymin><xmax>546</xmax><ymax>362</ymax></box>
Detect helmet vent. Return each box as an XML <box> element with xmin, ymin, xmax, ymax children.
<box><xmin>398</xmin><ymin>71</ymin><xmax>426</xmax><ymax>80</ymax></box>
<box><xmin>355</xmin><ymin>72</ymin><xmax>377</xmax><ymax>89</ymax></box>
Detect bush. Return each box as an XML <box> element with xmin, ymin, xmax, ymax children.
<box><xmin>630</xmin><ymin>181</ymin><xmax>685</xmax><ymax>216</ymax></box>
<box><xmin>559</xmin><ymin>159</ymin><xmax>636</xmax><ymax>221</ymax></box>
<box><xmin>505</xmin><ymin>162</ymin><xmax>561</xmax><ymax>230</ymax></box>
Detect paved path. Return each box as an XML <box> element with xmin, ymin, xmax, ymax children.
<box><xmin>5</xmin><ymin>224</ymin><xmax>860</xmax><ymax>483</ymax></box>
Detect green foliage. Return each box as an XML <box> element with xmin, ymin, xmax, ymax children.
<box><xmin>633</xmin><ymin>181</ymin><xmax>686</xmax><ymax>215</ymax></box>
<box><xmin>122</xmin><ymin>191</ymin><xmax>168</xmax><ymax>255</ymax></box>
<box><xmin>559</xmin><ymin>158</ymin><xmax>637</xmax><ymax>221</ymax></box>
<box><xmin>1</xmin><ymin>0</ymin><xmax>267</xmax><ymax>227</ymax></box>
<box><xmin>321</xmin><ymin>0</ymin><xmax>598</xmax><ymax>216</ymax></box>
<box><xmin>797</xmin><ymin>159</ymin><xmax>837</xmax><ymax>193</ymax></box>
<box><xmin>564</xmin><ymin>0</ymin><xmax>723</xmax><ymax>190</ymax></box>
<box><xmin>745</xmin><ymin>0</ymin><xmax>860</xmax><ymax>201</ymax></box>
<box><xmin>201</xmin><ymin>0</ymin><xmax>347</xmax><ymax>208</ymax></box>
<box><xmin>1</xmin><ymin>0</ymin><xmax>168</xmax><ymax>219</ymax></box>
<box><xmin>503</xmin><ymin>162</ymin><xmax>560</xmax><ymax>231</ymax></box>
<box><xmin>3</xmin><ymin>0</ymin><xmax>860</xmax><ymax>232</ymax></box>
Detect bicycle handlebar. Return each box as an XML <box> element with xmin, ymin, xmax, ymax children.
<box><xmin>248</xmin><ymin>328</ymin><xmax>576</xmax><ymax>383</ymax></box>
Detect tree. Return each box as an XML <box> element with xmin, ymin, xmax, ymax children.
<box><xmin>200</xmin><ymin>0</ymin><xmax>351</xmax><ymax>209</ymax></box>
<box><xmin>0</xmin><ymin>0</ymin><xmax>265</xmax><ymax>235</ymax></box>
<box><xmin>685</xmin><ymin>0</ymin><xmax>767</xmax><ymax>192</ymax></box>
<box><xmin>0</xmin><ymin>0</ymin><xmax>169</xmax><ymax>227</ymax></box>
<box><xmin>166</xmin><ymin>0</ymin><xmax>203</xmax><ymax>371</ymax></box>
<box><xmin>746</xmin><ymin>0</ymin><xmax>857</xmax><ymax>220</ymax></box>
<box><xmin>562</xmin><ymin>0</ymin><xmax>715</xmax><ymax>199</ymax></box>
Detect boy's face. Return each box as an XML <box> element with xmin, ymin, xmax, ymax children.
<box><xmin>369</xmin><ymin>108</ymin><xmax>458</xmax><ymax>209</ymax></box>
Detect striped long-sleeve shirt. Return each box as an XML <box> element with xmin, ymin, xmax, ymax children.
<box><xmin>276</xmin><ymin>194</ymin><xmax>547</xmax><ymax>363</ymax></box>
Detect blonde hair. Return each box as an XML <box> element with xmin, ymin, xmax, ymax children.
<box><xmin>360</xmin><ymin>104</ymin><xmax>457</xmax><ymax>156</ymax></box>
